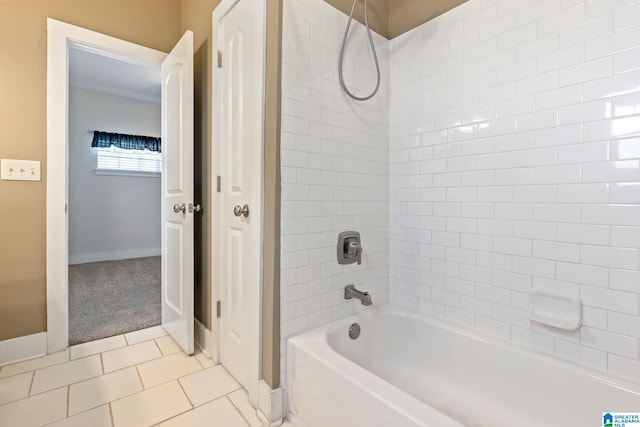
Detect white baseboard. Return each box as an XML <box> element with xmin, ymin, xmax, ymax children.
<box><xmin>194</xmin><ymin>318</ymin><xmax>214</xmax><ymax>359</ymax></box>
<box><xmin>69</xmin><ymin>247</ymin><xmax>161</xmax><ymax>265</ymax></box>
<box><xmin>257</xmin><ymin>380</ymin><xmax>284</xmax><ymax>427</ymax></box>
<box><xmin>0</xmin><ymin>332</ymin><xmax>48</xmax><ymax>365</ymax></box>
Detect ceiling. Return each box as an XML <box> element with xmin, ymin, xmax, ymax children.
<box><xmin>69</xmin><ymin>48</ymin><xmax>161</xmax><ymax>103</ymax></box>
<box><xmin>388</xmin><ymin>0</ymin><xmax>469</xmax><ymax>39</ymax></box>
<box><xmin>324</xmin><ymin>0</ymin><xmax>469</xmax><ymax>39</ymax></box>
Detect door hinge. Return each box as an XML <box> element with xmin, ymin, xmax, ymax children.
<box><xmin>216</xmin><ymin>175</ymin><xmax>221</xmax><ymax>193</ymax></box>
<box><xmin>216</xmin><ymin>300</ymin><xmax>221</xmax><ymax>318</ymax></box>
<box><xmin>217</xmin><ymin>50</ymin><xmax>222</xmax><ymax>68</ymax></box>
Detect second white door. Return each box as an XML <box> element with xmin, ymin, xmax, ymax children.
<box><xmin>213</xmin><ymin>0</ymin><xmax>264</xmax><ymax>391</ymax></box>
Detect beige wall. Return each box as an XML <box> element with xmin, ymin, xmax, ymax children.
<box><xmin>180</xmin><ymin>0</ymin><xmax>222</xmax><ymax>330</ymax></box>
<box><xmin>0</xmin><ymin>0</ymin><xmax>182</xmax><ymax>342</ymax></box>
<box><xmin>262</xmin><ymin>0</ymin><xmax>283</xmax><ymax>390</ymax></box>
<box><xmin>324</xmin><ymin>0</ymin><xmax>468</xmax><ymax>39</ymax></box>
<box><xmin>0</xmin><ymin>0</ymin><xmax>280</xmax><ymax>388</ymax></box>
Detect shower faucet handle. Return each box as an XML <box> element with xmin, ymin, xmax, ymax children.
<box><xmin>347</xmin><ymin>241</ymin><xmax>361</xmax><ymax>257</ymax></box>
<box><xmin>338</xmin><ymin>231</ymin><xmax>363</xmax><ymax>265</ymax></box>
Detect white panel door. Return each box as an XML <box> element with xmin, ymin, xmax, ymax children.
<box><xmin>215</xmin><ymin>0</ymin><xmax>263</xmax><ymax>389</ymax></box>
<box><xmin>161</xmin><ymin>31</ymin><xmax>195</xmax><ymax>355</ymax></box>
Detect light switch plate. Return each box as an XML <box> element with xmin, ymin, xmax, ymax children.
<box><xmin>1</xmin><ymin>159</ymin><xmax>41</xmax><ymax>181</ymax></box>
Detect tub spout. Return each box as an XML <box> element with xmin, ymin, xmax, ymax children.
<box><xmin>344</xmin><ymin>284</ymin><xmax>372</xmax><ymax>306</ymax></box>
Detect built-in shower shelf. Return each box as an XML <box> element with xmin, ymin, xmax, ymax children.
<box><xmin>528</xmin><ymin>289</ymin><xmax>582</xmax><ymax>331</ymax></box>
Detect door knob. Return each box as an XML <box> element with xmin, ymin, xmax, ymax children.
<box><xmin>233</xmin><ymin>204</ymin><xmax>250</xmax><ymax>218</ymax></box>
<box><xmin>189</xmin><ymin>203</ymin><xmax>203</xmax><ymax>213</ymax></box>
<box><xmin>173</xmin><ymin>203</ymin><xmax>186</xmax><ymax>214</ymax></box>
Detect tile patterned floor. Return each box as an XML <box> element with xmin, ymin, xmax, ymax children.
<box><xmin>0</xmin><ymin>326</ymin><xmax>263</xmax><ymax>427</ymax></box>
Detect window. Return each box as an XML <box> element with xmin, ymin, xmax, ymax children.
<box><xmin>91</xmin><ymin>131</ymin><xmax>162</xmax><ymax>176</ymax></box>
<box><xmin>95</xmin><ymin>145</ymin><xmax>162</xmax><ymax>175</ymax></box>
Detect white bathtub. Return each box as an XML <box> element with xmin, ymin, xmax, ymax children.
<box><xmin>287</xmin><ymin>304</ymin><xmax>640</xmax><ymax>427</ymax></box>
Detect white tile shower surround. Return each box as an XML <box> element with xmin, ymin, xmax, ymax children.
<box><xmin>389</xmin><ymin>0</ymin><xmax>640</xmax><ymax>382</ymax></box>
<box><xmin>0</xmin><ymin>327</ymin><xmax>261</xmax><ymax>427</ymax></box>
<box><xmin>282</xmin><ymin>0</ymin><xmax>640</xmax><ymax>387</ymax></box>
<box><xmin>280</xmin><ymin>0</ymin><xmax>391</xmax><ymax>387</ymax></box>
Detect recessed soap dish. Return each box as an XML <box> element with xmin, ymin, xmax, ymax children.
<box><xmin>528</xmin><ymin>289</ymin><xmax>582</xmax><ymax>331</ymax></box>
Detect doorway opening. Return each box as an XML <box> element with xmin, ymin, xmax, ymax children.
<box><xmin>67</xmin><ymin>48</ymin><xmax>162</xmax><ymax>345</ymax></box>
<box><xmin>47</xmin><ymin>19</ymin><xmax>195</xmax><ymax>356</ymax></box>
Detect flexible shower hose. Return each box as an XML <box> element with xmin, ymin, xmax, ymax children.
<box><xmin>338</xmin><ymin>0</ymin><xmax>381</xmax><ymax>101</ymax></box>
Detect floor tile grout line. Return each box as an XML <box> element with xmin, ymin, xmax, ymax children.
<box><xmin>102</xmin><ymin>343</ymin><xmax>166</xmax><ymax>375</ymax></box>
<box><xmin>0</xmin><ymin>385</ymin><xmax>68</xmax><ymax>410</ymax></box>
<box><xmin>109</xmin><ymin>402</ymin><xmax>115</xmax><ymax>427</ymax></box>
<box><xmin>2</xmin><ymin>334</ymin><xmax>253</xmax><ymax>427</ymax></box>
<box><xmin>16</xmin><ymin>353</ymin><xmax>212</xmax><ymax>406</ymax></box>
<box><xmin>0</xmin><ymin>350</ymin><xmax>67</xmax><ymax>369</ymax></box>
<box><xmin>27</xmin><ymin>369</ymin><xmax>35</xmax><ymax>397</ymax></box>
<box><xmin>104</xmin><ymin>344</ymin><xmax>184</xmax><ymax>390</ymax></box>
<box><xmin>0</xmin><ymin>351</ymin><xmax>71</xmax><ymax>380</ymax></box>
<box><xmin>151</xmin><ymin>337</ymin><xmax>164</xmax><ymax>357</ymax></box>
<box><xmin>171</xmin><ymin>369</ymin><xmax>244</xmax><ymax>414</ymax></box>
<box><xmin>122</xmin><ymin>327</ymin><xmax>168</xmax><ymax>347</ymax></box>
<box><xmin>194</xmin><ymin>352</ymin><xmax>216</xmax><ymax>369</ymax></box>
<box><xmin>68</xmin><ymin>346</ymin><xmax>129</xmax><ymax>365</ymax></box>
<box><xmin>107</xmin><ymin>363</ymin><xmax>219</xmax><ymax>412</ymax></box>
<box><xmin>67</xmin><ymin>370</ymin><xmax>146</xmax><ymax>418</ymax></box>
<box><xmin>66</xmin><ymin>385</ymin><xmax>70</xmax><ymax>418</ymax></box>
<box><xmin>29</xmin><ymin>362</ymin><xmax>111</xmax><ymax>398</ymax></box>
<box><xmin>1</xmin><ymin>327</ymin><xmax>166</xmax><ymax>379</ymax></box>
<box><xmin>151</xmin><ymin>405</ymin><xmax>193</xmax><ymax>426</ymax></box>
<box><xmin>155</xmin><ymin>394</ymin><xmax>238</xmax><ymax>427</ymax></box>
<box><xmin>70</xmin><ymin>342</ymin><xmax>128</xmax><ymax>361</ymax></box>
<box><xmin>2</xmin><ymin>365</ymin><xmax>257</xmax><ymax>427</ymax></box>
<box><xmin>0</xmin><ymin>372</ymin><xmax>35</xmax><ymax>407</ymax></box>
<box><xmin>24</xmin><ymin>374</ymin><xmax>102</xmax><ymax>400</ymax></box>
<box><xmin>109</xmin><ymin>380</ymin><xmax>193</xmax><ymax>427</ymax></box>
<box><xmin>226</xmin><ymin>394</ymin><xmax>253</xmax><ymax>427</ymax></box>
<box><xmin>27</xmin><ymin>355</ymin><xmax>104</xmax><ymax>397</ymax></box>
<box><xmin>41</xmin><ymin>402</ymin><xmax>118</xmax><ymax>425</ymax></box>
<box><xmin>176</xmin><ymin>376</ymin><xmax>196</xmax><ymax>408</ymax></box>
<box><xmin>101</xmin><ymin>357</ymin><xmax>159</xmax><ymax>377</ymax></box>
<box><xmin>107</xmin><ymin>379</ymin><xmax>170</xmax><ymax>406</ymax></box>
<box><xmin>133</xmin><ymin>352</ymin><xmax>204</xmax><ymax>390</ymax></box>
<box><xmin>134</xmin><ymin>364</ymin><xmax>146</xmax><ymax>390</ymax></box>
<box><xmin>135</xmin><ymin>367</ymin><xmax>204</xmax><ymax>392</ymax></box>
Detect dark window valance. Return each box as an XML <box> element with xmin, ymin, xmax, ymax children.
<box><xmin>91</xmin><ymin>131</ymin><xmax>161</xmax><ymax>153</ymax></box>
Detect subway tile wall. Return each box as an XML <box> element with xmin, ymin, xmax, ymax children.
<box><xmin>282</xmin><ymin>0</ymin><xmax>640</xmax><ymax>387</ymax></box>
<box><xmin>280</xmin><ymin>0</ymin><xmax>390</xmax><ymax>387</ymax></box>
<box><xmin>389</xmin><ymin>0</ymin><xmax>640</xmax><ymax>382</ymax></box>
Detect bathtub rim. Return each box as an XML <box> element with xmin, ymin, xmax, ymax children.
<box><xmin>287</xmin><ymin>304</ymin><xmax>640</xmax><ymax>406</ymax></box>
<box><xmin>287</xmin><ymin>306</ymin><xmax>467</xmax><ymax>427</ymax></box>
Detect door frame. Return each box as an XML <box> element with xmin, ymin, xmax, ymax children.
<box><xmin>211</xmin><ymin>0</ymin><xmax>267</xmax><ymax>405</ymax></box>
<box><xmin>46</xmin><ymin>19</ymin><xmax>167</xmax><ymax>353</ymax></box>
